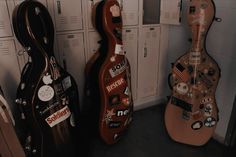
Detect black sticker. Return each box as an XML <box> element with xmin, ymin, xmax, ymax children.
<box><xmin>112</xmin><ymin>17</ymin><xmax>121</xmax><ymax>23</ymax></box>
<box><xmin>109</xmin><ymin>95</ymin><xmax>120</xmax><ymax>106</ymax></box>
<box><xmin>189</xmin><ymin>6</ymin><xmax>196</xmax><ymax>14</ymax></box>
<box><xmin>176</xmin><ymin>63</ymin><xmax>185</xmax><ymax>72</ymax></box>
<box><xmin>191</xmin><ymin>121</ymin><xmax>203</xmax><ymax>130</ymax></box>
<box><xmin>109</xmin><ymin>121</ymin><xmax>121</xmax><ymax>128</ymax></box>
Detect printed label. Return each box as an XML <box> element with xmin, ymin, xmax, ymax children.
<box><xmin>117</xmin><ymin>109</ymin><xmax>130</xmax><ymax>117</ymax></box>
<box><xmin>109</xmin><ymin>60</ymin><xmax>126</xmax><ymax>78</ymax></box>
<box><xmin>115</xmin><ymin>44</ymin><xmax>124</xmax><ymax>55</ymax></box>
<box><xmin>45</xmin><ymin>106</ymin><xmax>71</xmax><ymax>127</ymax></box>
<box><xmin>106</xmin><ymin>78</ymin><xmax>125</xmax><ymax>93</ymax></box>
<box><xmin>38</xmin><ymin>85</ymin><xmax>54</xmax><ymax>102</ymax></box>
<box><xmin>189</xmin><ymin>51</ymin><xmax>201</xmax><ymax>65</ymax></box>
<box><xmin>62</xmin><ymin>76</ymin><xmax>72</xmax><ymax>91</ymax></box>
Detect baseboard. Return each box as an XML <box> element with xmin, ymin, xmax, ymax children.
<box><xmin>134</xmin><ymin>97</ymin><xmax>166</xmax><ymax>111</ymax></box>
<box><xmin>213</xmin><ymin>133</ymin><xmax>225</xmax><ymax>145</ymax></box>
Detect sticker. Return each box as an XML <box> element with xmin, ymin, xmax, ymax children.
<box><xmin>104</xmin><ymin>109</ymin><xmax>116</xmax><ymax>124</ymax></box>
<box><xmin>42</xmin><ymin>74</ymin><xmax>53</xmax><ymax>85</ymax></box>
<box><xmin>106</xmin><ymin>78</ymin><xmax>125</xmax><ymax>93</ymax></box>
<box><xmin>110</xmin><ymin>4</ymin><xmax>120</xmax><ymax>17</ymax></box>
<box><xmin>109</xmin><ymin>121</ymin><xmax>121</xmax><ymax>128</ymax></box>
<box><xmin>115</xmin><ymin>44</ymin><xmax>124</xmax><ymax>55</ymax></box>
<box><xmin>122</xmin><ymin>98</ymin><xmax>130</xmax><ymax>106</ymax></box>
<box><xmin>124</xmin><ymin>87</ymin><xmax>129</xmax><ymax>96</ymax></box>
<box><xmin>109</xmin><ymin>95</ymin><xmax>120</xmax><ymax>106</ymax></box>
<box><xmin>45</xmin><ymin>106</ymin><xmax>71</xmax><ymax>127</ymax></box>
<box><xmin>204</xmin><ymin>104</ymin><xmax>213</xmax><ymax>117</ymax></box>
<box><xmin>201</xmin><ymin>97</ymin><xmax>213</xmax><ymax>104</ymax></box>
<box><xmin>114</xmin><ymin>133</ymin><xmax>119</xmax><ymax>140</ymax></box>
<box><xmin>176</xmin><ymin>82</ymin><xmax>189</xmax><ymax>95</ymax></box>
<box><xmin>191</xmin><ymin>121</ymin><xmax>203</xmax><ymax>130</ymax></box>
<box><xmin>204</xmin><ymin>117</ymin><xmax>216</xmax><ymax>127</ymax></box>
<box><xmin>38</xmin><ymin>85</ymin><xmax>54</xmax><ymax>102</ymax></box>
<box><xmin>62</xmin><ymin>76</ymin><xmax>72</xmax><ymax>91</ymax></box>
<box><xmin>109</xmin><ymin>60</ymin><xmax>126</xmax><ymax>78</ymax></box>
<box><xmin>117</xmin><ymin>109</ymin><xmax>130</xmax><ymax>117</ymax></box>
<box><xmin>110</xmin><ymin>56</ymin><xmax>116</xmax><ymax>62</ymax></box>
<box><xmin>189</xmin><ymin>51</ymin><xmax>201</xmax><ymax>65</ymax></box>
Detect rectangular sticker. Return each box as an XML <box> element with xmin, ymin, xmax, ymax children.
<box><xmin>115</xmin><ymin>44</ymin><xmax>125</xmax><ymax>55</ymax></box>
<box><xmin>109</xmin><ymin>59</ymin><xmax>126</xmax><ymax>78</ymax></box>
<box><xmin>45</xmin><ymin>106</ymin><xmax>71</xmax><ymax>127</ymax></box>
<box><xmin>62</xmin><ymin>76</ymin><xmax>71</xmax><ymax>91</ymax></box>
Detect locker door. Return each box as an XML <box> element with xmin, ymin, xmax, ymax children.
<box><xmin>160</xmin><ymin>0</ymin><xmax>182</xmax><ymax>25</ymax></box>
<box><xmin>0</xmin><ymin>0</ymin><xmax>13</xmax><ymax>37</ymax></box>
<box><xmin>52</xmin><ymin>0</ymin><xmax>83</xmax><ymax>32</ymax></box>
<box><xmin>122</xmin><ymin>28</ymin><xmax>138</xmax><ymax>100</ymax></box>
<box><xmin>87</xmin><ymin>0</ymin><xmax>102</xmax><ymax>29</ymax></box>
<box><xmin>138</xmin><ymin>26</ymin><xmax>160</xmax><ymax>99</ymax></box>
<box><xmin>56</xmin><ymin>33</ymin><xmax>86</xmax><ymax>101</ymax></box>
<box><xmin>119</xmin><ymin>0</ymin><xmax>139</xmax><ymax>26</ymax></box>
<box><xmin>0</xmin><ymin>40</ymin><xmax>20</xmax><ymax>105</ymax></box>
<box><xmin>87</xmin><ymin>31</ymin><xmax>101</xmax><ymax>60</ymax></box>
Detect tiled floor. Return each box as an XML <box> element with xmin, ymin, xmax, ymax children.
<box><xmin>88</xmin><ymin>105</ymin><xmax>234</xmax><ymax>157</ymax></box>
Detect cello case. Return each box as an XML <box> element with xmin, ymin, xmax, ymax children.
<box><xmin>12</xmin><ymin>1</ymin><xmax>80</xmax><ymax>156</ymax></box>
<box><xmin>85</xmin><ymin>0</ymin><xmax>133</xmax><ymax>144</ymax></box>
<box><xmin>165</xmin><ymin>0</ymin><xmax>221</xmax><ymax>146</ymax></box>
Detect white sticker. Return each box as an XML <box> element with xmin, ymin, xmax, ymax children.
<box><xmin>109</xmin><ymin>60</ymin><xmax>126</xmax><ymax>78</ymax></box>
<box><xmin>110</xmin><ymin>4</ymin><xmax>120</xmax><ymax>17</ymax></box>
<box><xmin>45</xmin><ymin>106</ymin><xmax>71</xmax><ymax>128</ymax></box>
<box><xmin>115</xmin><ymin>44</ymin><xmax>124</xmax><ymax>55</ymax></box>
<box><xmin>176</xmin><ymin>82</ymin><xmax>189</xmax><ymax>95</ymax></box>
<box><xmin>62</xmin><ymin>76</ymin><xmax>72</xmax><ymax>91</ymax></box>
<box><xmin>38</xmin><ymin>85</ymin><xmax>54</xmax><ymax>102</ymax></box>
<box><xmin>42</xmin><ymin>74</ymin><xmax>53</xmax><ymax>85</ymax></box>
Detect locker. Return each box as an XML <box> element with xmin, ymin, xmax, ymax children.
<box><xmin>137</xmin><ymin>26</ymin><xmax>160</xmax><ymax>99</ymax></box>
<box><xmin>0</xmin><ymin>0</ymin><xmax>13</xmax><ymax>37</ymax></box>
<box><xmin>14</xmin><ymin>0</ymin><xmax>47</xmax><ymax>6</ymax></box>
<box><xmin>52</xmin><ymin>0</ymin><xmax>83</xmax><ymax>32</ymax></box>
<box><xmin>0</xmin><ymin>40</ymin><xmax>20</xmax><ymax>105</ymax></box>
<box><xmin>87</xmin><ymin>31</ymin><xmax>101</xmax><ymax>60</ymax></box>
<box><xmin>87</xmin><ymin>0</ymin><xmax>102</xmax><ymax>29</ymax></box>
<box><xmin>122</xmin><ymin>28</ymin><xmax>138</xmax><ymax>101</ymax></box>
<box><xmin>56</xmin><ymin>33</ymin><xmax>86</xmax><ymax>101</ymax></box>
<box><xmin>119</xmin><ymin>0</ymin><xmax>139</xmax><ymax>26</ymax></box>
<box><xmin>160</xmin><ymin>0</ymin><xmax>182</xmax><ymax>25</ymax></box>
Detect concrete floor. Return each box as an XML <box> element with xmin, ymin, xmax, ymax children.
<box><xmin>87</xmin><ymin>105</ymin><xmax>235</xmax><ymax>157</ymax></box>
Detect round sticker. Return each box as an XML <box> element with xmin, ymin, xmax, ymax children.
<box><xmin>38</xmin><ymin>85</ymin><xmax>54</xmax><ymax>102</ymax></box>
<box><xmin>204</xmin><ymin>117</ymin><xmax>216</xmax><ymax>127</ymax></box>
<box><xmin>42</xmin><ymin>74</ymin><xmax>53</xmax><ymax>85</ymax></box>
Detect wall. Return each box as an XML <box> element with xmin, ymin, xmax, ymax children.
<box><xmin>166</xmin><ymin>0</ymin><xmax>236</xmax><ymax>143</ymax></box>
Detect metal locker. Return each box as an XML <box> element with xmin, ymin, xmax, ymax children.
<box><xmin>56</xmin><ymin>33</ymin><xmax>86</xmax><ymax>101</ymax></box>
<box><xmin>0</xmin><ymin>40</ymin><xmax>20</xmax><ymax>106</ymax></box>
<box><xmin>52</xmin><ymin>0</ymin><xmax>83</xmax><ymax>31</ymax></box>
<box><xmin>137</xmin><ymin>26</ymin><xmax>160</xmax><ymax>99</ymax></box>
<box><xmin>87</xmin><ymin>0</ymin><xmax>102</xmax><ymax>29</ymax></box>
<box><xmin>0</xmin><ymin>0</ymin><xmax>13</xmax><ymax>37</ymax></box>
<box><xmin>160</xmin><ymin>0</ymin><xmax>182</xmax><ymax>25</ymax></box>
<box><xmin>119</xmin><ymin>0</ymin><xmax>139</xmax><ymax>26</ymax></box>
<box><xmin>122</xmin><ymin>28</ymin><xmax>138</xmax><ymax>101</ymax></box>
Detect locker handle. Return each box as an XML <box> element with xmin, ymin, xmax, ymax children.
<box><xmin>144</xmin><ymin>47</ymin><xmax>148</xmax><ymax>58</ymax></box>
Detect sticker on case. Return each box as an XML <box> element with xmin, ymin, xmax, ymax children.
<box><xmin>110</xmin><ymin>4</ymin><xmax>120</xmax><ymax>17</ymax></box>
<box><xmin>38</xmin><ymin>85</ymin><xmax>54</xmax><ymax>102</ymax></box>
<box><xmin>115</xmin><ymin>44</ymin><xmax>124</xmax><ymax>55</ymax></box>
